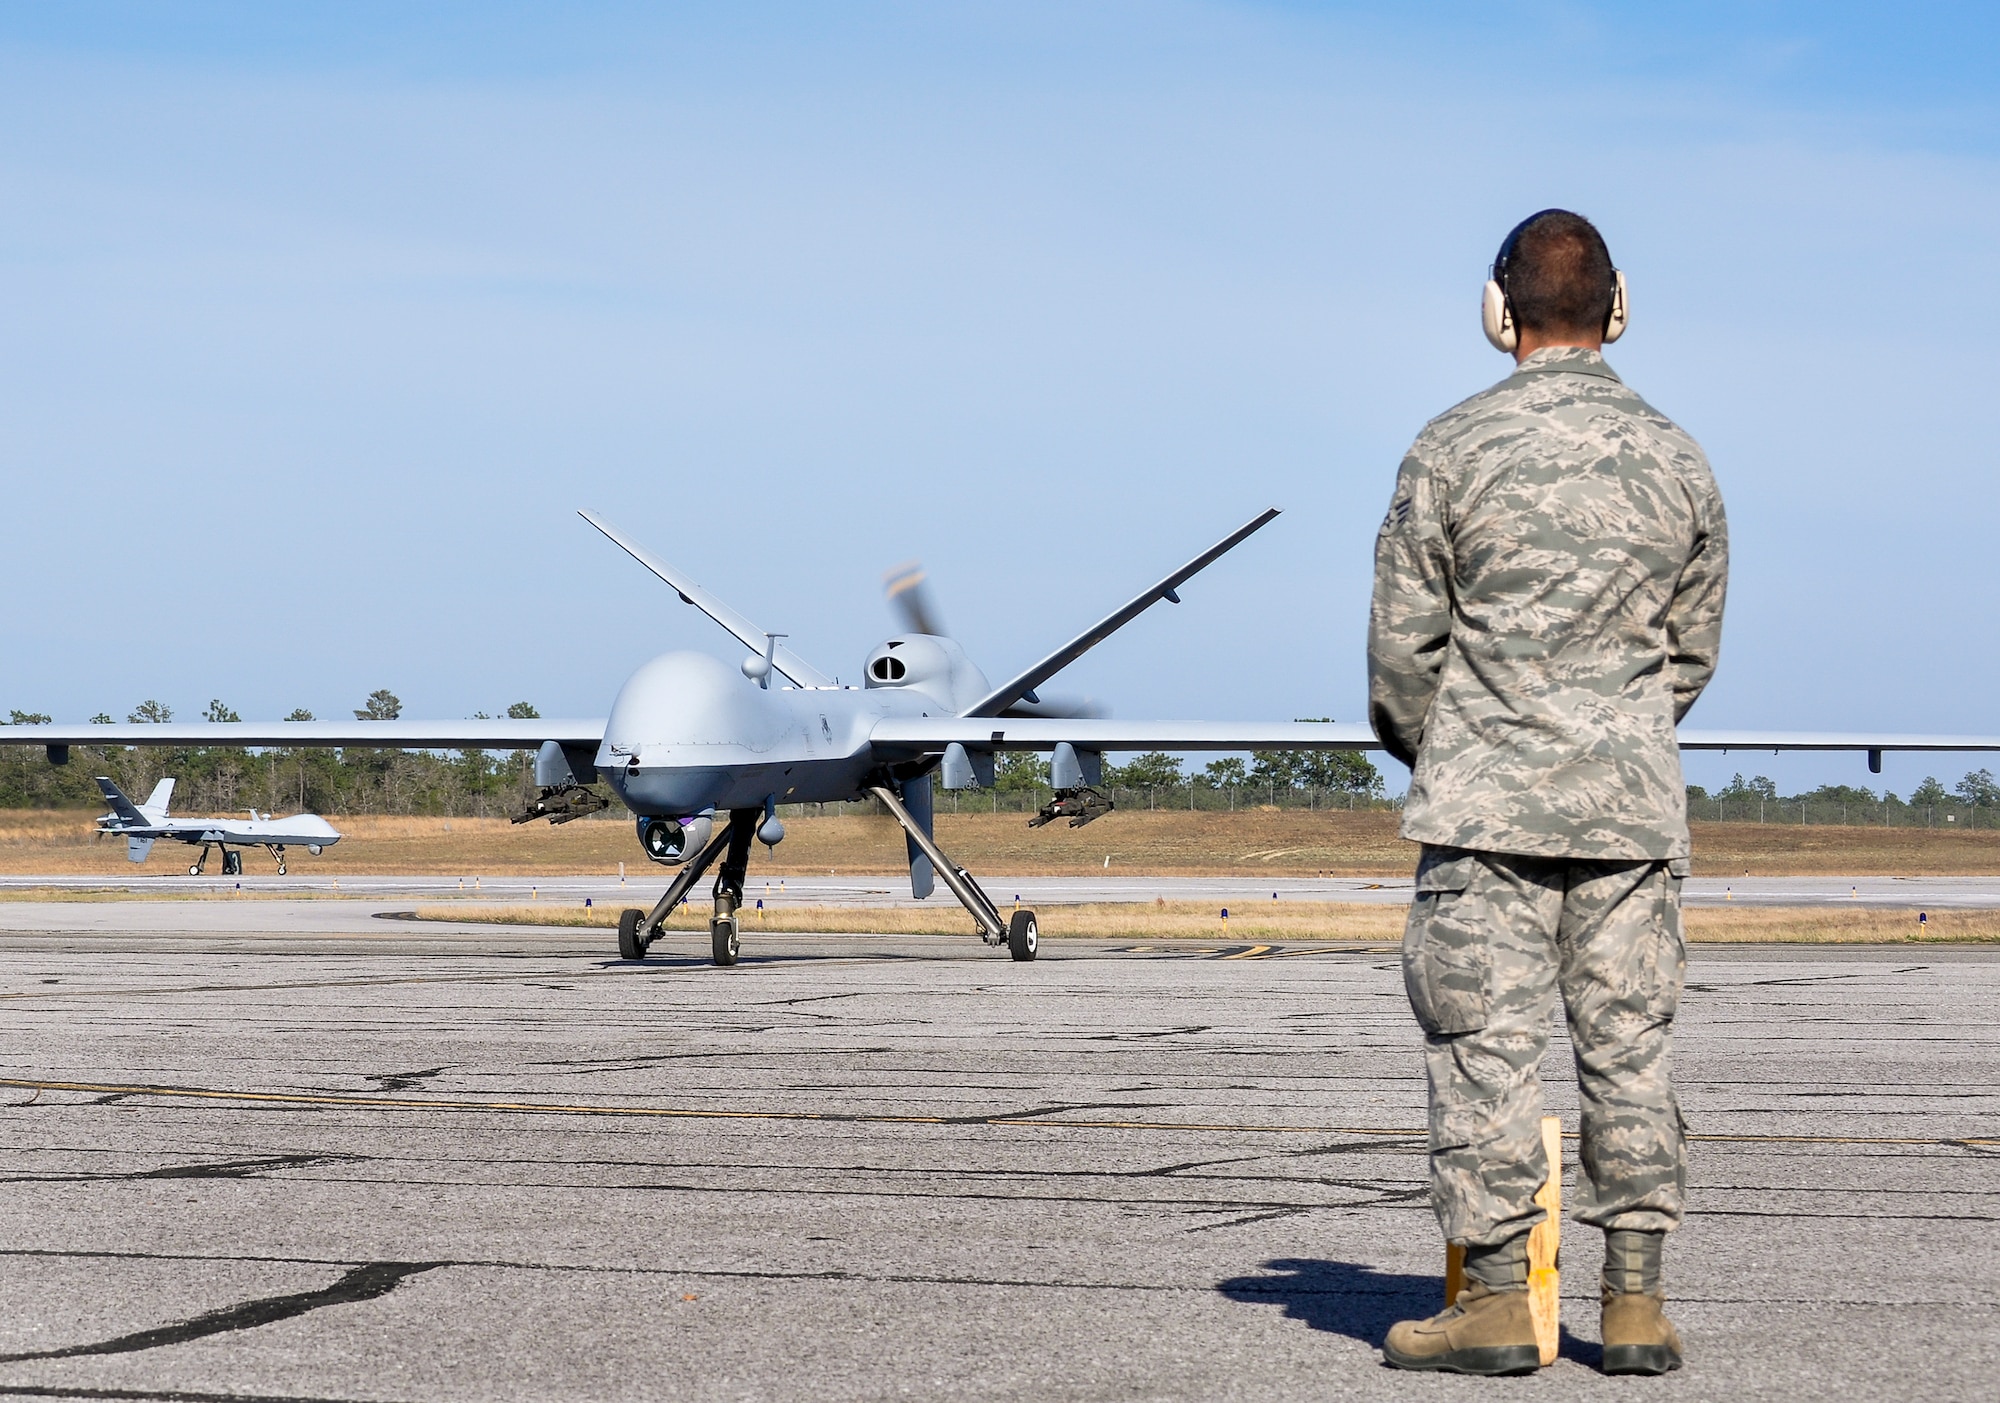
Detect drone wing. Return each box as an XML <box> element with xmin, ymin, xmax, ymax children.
<box><xmin>872</xmin><ymin>721</ymin><xmax>2000</xmax><ymax>769</ymax></box>
<box><xmin>870</xmin><ymin>718</ymin><xmax>1370</xmax><ymax>754</ymax></box>
<box><xmin>960</xmin><ymin>508</ymin><xmax>1281</xmax><ymax>718</ymax></box>
<box><xmin>16</xmin><ymin>719</ymin><xmax>606</xmax><ymax>750</ymax></box>
<box><xmin>1677</xmin><ymin>729</ymin><xmax>2000</xmax><ymax>772</ymax></box>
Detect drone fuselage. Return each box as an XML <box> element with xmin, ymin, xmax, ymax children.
<box><xmin>597</xmin><ymin>647</ymin><xmax>968</xmax><ymax>818</ymax></box>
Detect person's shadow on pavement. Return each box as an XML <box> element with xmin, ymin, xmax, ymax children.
<box><xmin>1216</xmin><ymin>1259</ymin><xmax>1437</xmax><ymax>1349</ymax></box>
<box><xmin>1217</xmin><ymin>1258</ymin><xmax>1601</xmax><ymax>1366</ymax></box>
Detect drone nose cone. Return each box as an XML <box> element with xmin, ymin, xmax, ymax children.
<box><xmin>600</xmin><ymin>651</ymin><xmax>789</xmax><ymax>814</ymax></box>
<box><xmin>606</xmin><ymin>651</ymin><xmax>786</xmax><ymax>750</ymax></box>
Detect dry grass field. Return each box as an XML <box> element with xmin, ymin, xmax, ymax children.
<box><xmin>6</xmin><ymin>806</ymin><xmax>2000</xmax><ymax>878</ymax></box>
<box><xmin>411</xmin><ymin>898</ymin><xmax>2000</xmax><ymax>944</ymax></box>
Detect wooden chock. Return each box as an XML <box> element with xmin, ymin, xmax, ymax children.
<box><xmin>1441</xmin><ymin>1114</ymin><xmax>1562</xmax><ymax>1367</ymax></box>
<box><xmin>1526</xmin><ymin>1115</ymin><xmax>1562</xmax><ymax>1365</ymax></box>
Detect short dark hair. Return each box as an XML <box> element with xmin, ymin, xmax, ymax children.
<box><xmin>1496</xmin><ymin>210</ymin><xmax>1615</xmax><ymax>336</ymax></box>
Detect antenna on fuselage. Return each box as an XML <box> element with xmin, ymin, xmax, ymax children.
<box><xmin>741</xmin><ymin>633</ymin><xmax>786</xmax><ymax>690</ymax></box>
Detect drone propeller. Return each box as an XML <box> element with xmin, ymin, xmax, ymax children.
<box><xmin>882</xmin><ymin>561</ymin><xmax>945</xmax><ymax>637</ymax></box>
<box><xmin>881</xmin><ymin>559</ymin><xmax>1105</xmax><ymax>720</ymax></box>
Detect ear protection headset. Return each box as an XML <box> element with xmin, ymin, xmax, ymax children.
<box><xmin>1481</xmin><ymin>210</ymin><xmax>1628</xmax><ymax>353</ymax></box>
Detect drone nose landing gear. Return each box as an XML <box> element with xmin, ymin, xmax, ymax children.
<box><xmin>869</xmin><ymin>784</ymin><xmax>1035</xmax><ymax>961</ymax></box>
<box><xmin>616</xmin><ymin>809</ymin><xmax>758</xmax><ymax>967</ymax></box>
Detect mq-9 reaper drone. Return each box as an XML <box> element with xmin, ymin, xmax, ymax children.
<box><xmin>564</xmin><ymin>507</ymin><xmax>1358</xmax><ymax>965</ymax></box>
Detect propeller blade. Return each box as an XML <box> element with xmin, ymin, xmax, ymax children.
<box><xmin>1001</xmin><ymin>692</ymin><xmax>1109</xmax><ymax>720</ymax></box>
<box><xmin>883</xmin><ymin>561</ymin><xmax>946</xmax><ymax>637</ymax></box>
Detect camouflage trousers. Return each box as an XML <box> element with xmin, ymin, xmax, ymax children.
<box><xmin>1403</xmin><ymin>846</ymin><xmax>1688</xmax><ymax>1246</ymax></box>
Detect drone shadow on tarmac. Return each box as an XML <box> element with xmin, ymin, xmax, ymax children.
<box><xmin>1216</xmin><ymin>1259</ymin><xmax>1601</xmax><ymax>1367</ymax></box>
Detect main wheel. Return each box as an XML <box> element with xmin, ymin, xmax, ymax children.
<box><xmin>189</xmin><ymin>863</ymin><xmax>202</xmax><ymax>876</ymax></box>
<box><xmin>617</xmin><ymin>908</ymin><xmax>648</xmax><ymax>961</ymax></box>
<box><xmin>711</xmin><ymin>914</ymin><xmax>740</xmax><ymax>967</ymax></box>
<box><xmin>276</xmin><ymin>860</ymin><xmax>287</xmax><ymax>875</ymax></box>
<box><xmin>1007</xmin><ymin>909</ymin><xmax>1038</xmax><ymax>962</ymax></box>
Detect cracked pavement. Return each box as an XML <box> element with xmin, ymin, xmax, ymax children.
<box><xmin>1</xmin><ymin>915</ymin><xmax>1996</xmax><ymax>1400</ymax></box>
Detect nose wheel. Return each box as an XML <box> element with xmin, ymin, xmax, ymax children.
<box><xmin>613</xmin><ymin>810</ymin><xmax>759</xmax><ymax>966</ymax></box>
<box><xmin>711</xmin><ymin>901</ymin><xmax>741</xmax><ymax>967</ymax></box>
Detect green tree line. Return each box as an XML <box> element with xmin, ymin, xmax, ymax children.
<box><xmin>1688</xmin><ymin>769</ymin><xmax>2000</xmax><ymax>827</ymax></box>
<box><xmin>1</xmin><ymin>692</ymin><xmax>547</xmax><ymax>817</ymax></box>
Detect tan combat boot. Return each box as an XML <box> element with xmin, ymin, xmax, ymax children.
<box><xmin>1600</xmin><ymin>1289</ymin><xmax>1683</xmax><ymax>1375</ymax></box>
<box><xmin>1382</xmin><ymin>1282</ymin><xmax>1541</xmax><ymax>1375</ymax></box>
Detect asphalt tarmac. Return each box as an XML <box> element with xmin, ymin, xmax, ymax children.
<box><xmin>1</xmin><ymin>911</ymin><xmax>1995</xmax><ymax>1400</ymax></box>
<box><xmin>8</xmin><ymin>870</ymin><xmax>2000</xmax><ymax>907</ymax></box>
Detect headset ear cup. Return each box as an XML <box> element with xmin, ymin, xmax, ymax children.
<box><xmin>1603</xmin><ymin>269</ymin><xmax>1628</xmax><ymax>344</ymax></box>
<box><xmin>1482</xmin><ymin>280</ymin><xmax>1516</xmax><ymax>353</ymax></box>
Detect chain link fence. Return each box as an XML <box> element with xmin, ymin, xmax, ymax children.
<box><xmin>1693</xmin><ymin>796</ymin><xmax>1998</xmax><ymax>829</ymax></box>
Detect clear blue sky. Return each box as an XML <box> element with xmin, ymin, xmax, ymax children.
<box><xmin>4</xmin><ymin>2</ymin><xmax>1998</xmax><ymax>798</ymax></box>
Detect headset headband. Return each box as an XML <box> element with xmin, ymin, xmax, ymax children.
<box><xmin>1490</xmin><ymin>208</ymin><xmax>1572</xmax><ymax>290</ymax></box>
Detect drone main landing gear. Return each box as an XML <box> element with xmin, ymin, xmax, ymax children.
<box><xmin>868</xmin><ymin>784</ymin><xmax>1035</xmax><ymax>961</ymax></box>
<box><xmin>189</xmin><ymin>845</ymin><xmax>209</xmax><ymax>876</ymax></box>
<box><xmin>265</xmin><ymin>844</ymin><xmax>288</xmax><ymax>876</ymax></box>
<box><xmin>616</xmin><ymin>810</ymin><xmax>758</xmax><ymax>966</ymax></box>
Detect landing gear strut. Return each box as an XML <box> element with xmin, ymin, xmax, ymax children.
<box><xmin>265</xmin><ymin>844</ymin><xmax>288</xmax><ymax>876</ymax></box>
<box><xmin>615</xmin><ymin>810</ymin><xmax>758</xmax><ymax>967</ymax></box>
<box><xmin>615</xmin><ymin>791</ymin><xmax>1038</xmax><ymax>967</ymax></box>
<box><xmin>709</xmin><ymin>812</ymin><xmax>755</xmax><ymax>967</ymax></box>
<box><xmin>189</xmin><ymin>845</ymin><xmax>209</xmax><ymax>876</ymax></box>
<box><xmin>869</xmin><ymin>783</ymin><xmax>1035</xmax><ymax>961</ymax></box>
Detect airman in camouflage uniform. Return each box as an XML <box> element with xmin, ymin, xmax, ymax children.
<box><xmin>1369</xmin><ymin>210</ymin><xmax>1725</xmax><ymax>1376</ymax></box>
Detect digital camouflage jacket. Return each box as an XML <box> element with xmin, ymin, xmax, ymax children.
<box><xmin>1368</xmin><ymin>347</ymin><xmax>1728</xmax><ymax>860</ymax></box>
